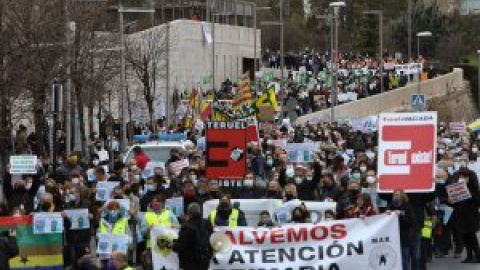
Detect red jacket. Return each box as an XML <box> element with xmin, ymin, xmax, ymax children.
<box><xmin>134</xmin><ymin>152</ymin><xmax>151</xmax><ymax>170</ymax></box>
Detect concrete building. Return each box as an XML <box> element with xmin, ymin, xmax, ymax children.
<box><xmin>461</xmin><ymin>0</ymin><xmax>480</xmax><ymax>14</ymax></box>
<box><xmin>117</xmin><ymin>19</ymin><xmax>260</xmax><ymax>124</ymax></box>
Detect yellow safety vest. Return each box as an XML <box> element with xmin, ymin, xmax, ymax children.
<box><xmin>100</xmin><ymin>218</ymin><xmax>128</xmax><ymax>235</ymax></box>
<box><xmin>145</xmin><ymin>210</ymin><xmax>172</xmax><ymax>248</ymax></box>
<box><xmin>422</xmin><ymin>219</ymin><xmax>433</xmax><ymax>239</ymax></box>
<box><xmin>210</xmin><ymin>209</ymin><xmax>240</xmax><ymax>228</ymax></box>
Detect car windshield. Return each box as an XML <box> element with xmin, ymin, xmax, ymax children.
<box><xmin>125</xmin><ymin>145</ymin><xmax>182</xmax><ymax>164</ymax></box>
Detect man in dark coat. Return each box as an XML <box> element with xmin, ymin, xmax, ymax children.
<box><xmin>173</xmin><ymin>203</ymin><xmax>213</xmax><ymax>270</ymax></box>
<box><xmin>0</xmin><ymin>205</ymin><xmax>19</xmax><ymax>270</ymax></box>
<box><xmin>3</xmin><ymin>167</ymin><xmax>41</xmax><ymax>214</ymax></box>
<box><xmin>450</xmin><ymin>168</ymin><xmax>480</xmax><ymax>263</ymax></box>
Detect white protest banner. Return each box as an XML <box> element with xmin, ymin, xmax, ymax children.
<box><xmin>203</xmin><ymin>199</ymin><xmax>282</xmax><ymax>226</ymax></box>
<box><xmin>449</xmin><ymin>122</ymin><xmax>467</xmax><ymax>133</ymax></box>
<box><xmin>142</xmin><ymin>161</ymin><xmax>166</xmax><ymax>179</ymax></box>
<box><xmin>153</xmin><ymin>215</ymin><xmax>402</xmax><ymax>270</ymax></box>
<box><xmin>446</xmin><ymin>182</ymin><xmax>472</xmax><ymax>204</ymax></box>
<box><xmin>97</xmin><ymin>233</ymin><xmax>129</xmax><ymax>256</ymax></box>
<box><xmin>165</xmin><ymin>197</ymin><xmax>184</xmax><ymax>217</ymax></box>
<box><xmin>10</xmin><ymin>155</ymin><xmax>37</xmax><ymax>175</ymax></box>
<box><xmin>351</xmin><ymin>116</ymin><xmax>379</xmax><ymax>133</ymax></box>
<box><xmin>286</xmin><ymin>143</ymin><xmax>319</xmax><ymax>163</ymax></box>
<box><xmin>65</xmin><ymin>209</ymin><xmax>90</xmax><ymax>230</ymax></box>
<box><xmin>33</xmin><ymin>212</ymin><xmax>64</xmax><ymax>234</ymax></box>
<box><xmin>96</xmin><ymin>182</ymin><xmax>120</xmax><ymax>201</ymax></box>
<box><xmin>104</xmin><ymin>199</ymin><xmax>131</xmax><ymax>212</ymax></box>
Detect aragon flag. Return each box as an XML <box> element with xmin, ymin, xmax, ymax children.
<box><xmin>0</xmin><ymin>215</ymin><xmax>63</xmax><ymax>270</ymax></box>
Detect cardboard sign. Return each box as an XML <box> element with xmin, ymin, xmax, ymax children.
<box><xmin>446</xmin><ymin>182</ymin><xmax>471</xmax><ymax>204</ymax></box>
<box><xmin>257</xmin><ymin>106</ymin><xmax>276</xmax><ymax>122</ymax></box>
<box><xmin>10</xmin><ymin>155</ymin><xmax>37</xmax><ymax>175</ymax></box>
<box><xmin>205</xmin><ymin>121</ymin><xmax>247</xmax><ymax>180</ymax></box>
<box><xmin>378</xmin><ymin>112</ymin><xmax>437</xmax><ymax>192</ymax></box>
<box><xmin>286</xmin><ymin>143</ymin><xmax>319</xmax><ymax>163</ymax></box>
<box><xmin>449</xmin><ymin>122</ymin><xmax>467</xmax><ymax>133</ymax></box>
<box><xmin>33</xmin><ymin>212</ymin><xmax>64</xmax><ymax>234</ymax></box>
<box><xmin>65</xmin><ymin>209</ymin><xmax>90</xmax><ymax>230</ymax></box>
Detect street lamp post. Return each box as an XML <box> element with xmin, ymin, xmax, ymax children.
<box><xmin>118</xmin><ymin>5</ymin><xmax>155</xmax><ymax>151</ymax></box>
<box><xmin>253</xmin><ymin>6</ymin><xmax>271</xmax><ymax>75</ymax></box>
<box><xmin>415</xmin><ymin>31</ymin><xmax>432</xmax><ymax>111</ymax></box>
<box><xmin>363</xmin><ymin>10</ymin><xmax>384</xmax><ymax>93</ymax></box>
<box><xmin>329</xmin><ymin>1</ymin><xmax>346</xmax><ymax>122</ymax></box>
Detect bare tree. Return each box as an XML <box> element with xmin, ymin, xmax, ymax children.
<box><xmin>125</xmin><ymin>25</ymin><xmax>168</xmax><ymax>129</ymax></box>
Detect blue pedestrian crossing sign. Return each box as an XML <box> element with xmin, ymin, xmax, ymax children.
<box><xmin>411</xmin><ymin>94</ymin><xmax>425</xmax><ymax>110</ymax></box>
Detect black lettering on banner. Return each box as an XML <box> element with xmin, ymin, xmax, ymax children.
<box><xmin>206</xmin><ymin>141</ymin><xmax>228</xmax><ymax>167</ymax></box>
<box><xmin>244</xmin><ymin>249</ymin><xmax>260</xmax><ymax>263</ymax></box>
<box><xmin>262</xmin><ymin>249</ymin><xmax>276</xmax><ymax>263</ymax></box>
<box><xmin>347</xmin><ymin>241</ymin><xmax>364</xmax><ymax>256</ymax></box>
<box><xmin>299</xmin><ymin>266</ymin><xmax>315</xmax><ymax>270</ymax></box>
<box><xmin>278</xmin><ymin>248</ymin><xmax>295</xmax><ymax>262</ymax></box>
<box><xmin>326</xmin><ymin>241</ymin><xmax>344</xmax><ymax>258</ymax></box>
<box><xmin>228</xmin><ymin>250</ymin><xmax>245</xmax><ymax>264</ymax></box>
<box><xmin>298</xmin><ymin>246</ymin><xmax>316</xmax><ymax>261</ymax></box>
<box><xmin>329</xmin><ymin>263</ymin><xmax>340</xmax><ymax>270</ymax></box>
<box><xmin>318</xmin><ymin>245</ymin><xmax>325</xmax><ymax>260</ymax></box>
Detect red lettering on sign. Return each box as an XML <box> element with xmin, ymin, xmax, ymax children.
<box><xmin>238</xmin><ymin>231</ymin><xmax>253</xmax><ymax>245</ymax></box>
<box><xmin>310</xmin><ymin>225</ymin><xmax>328</xmax><ymax>240</ymax></box>
<box><xmin>252</xmin><ymin>230</ymin><xmax>268</xmax><ymax>245</ymax></box>
<box><xmin>331</xmin><ymin>224</ymin><xmax>347</xmax><ymax>239</ymax></box>
<box><xmin>270</xmin><ymin>229</ymin><xmax>285</xmax><ymax>244</ymax></box>
<box><xmin>286</xmin><ymin>227</ymin><xmax>308</xmax><ymax>242</ymax></box>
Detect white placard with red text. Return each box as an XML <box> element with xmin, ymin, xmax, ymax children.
<box><xmin>152</xmin><ymin>215</ymin><xmax>402</xmax><ymax>270</ymax></box>
<box><xmin>378</xmin><ymin>112</ymin><xmax>437</xmax><ymax>192</ymax></box>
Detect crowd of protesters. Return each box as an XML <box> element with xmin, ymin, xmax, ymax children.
<box><xmin>1</xmin><ymin>118</ymin><xmax>479</xmax><ymax>270</ymax></box>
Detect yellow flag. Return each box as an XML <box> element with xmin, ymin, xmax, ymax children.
<box><xmin>255</xmin><ymin>86</ymin><xmax>279</xmax><ymax>112</ymax></box>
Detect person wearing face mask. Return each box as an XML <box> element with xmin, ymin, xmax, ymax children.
<box><xmin>207</xmin><ymin>181</ymin><xmax>221</xmax><ymax>201</ymax></box>
<box><xmin>239</xmin><ymin>172</ymin><xmax>261</xmax><ymax>199</ymax></box>
<box><xmin>196</xmin><ymin>179</ymin><xmax>210</xmax><ymax>204</ymax></box>
<box><xmin>250</xmin><ymin>147</ymin><xmax>266</xmax><ymax>179</ymax></box>
<box><xmin>386</xmin><ymin>190</ymin><xmax>416</xmax><ymax>270</ymax></box>
<box><xmin>209</xmin><ymin>194</ymin><xmax>247</xmax><ymax>227</ymax></box>
<box><xmin>64</xmin><ymin>187</ymin><xmax>93</xmax><ymax>268</ymax></box>
<box><xmin>448</xmin><ymin>168</ymin><xmax>480</xmax><ymax>263</ymax></box>
<box><xmin>108</xmin><ymin>161</ymin><xmax>128</xmax><ymax>182</ymax></box>
<box><xmin>143</xmin><ymin>196</ymin><xmax>179</xmax><ymax>249</ymax></box>
<box><xmin>43</xmin><ymin>179</ymin><xmax>64</xmax><ymax>211</ymax></box>
<box><xmin>98</xmin><ymin>201</ymin><xmax>131</xmax><ymax>264</ymax></box>
<box><xmin>263</xmin><ymin>180</ymin><xmax>283</xmax><ymax>199</ymax></box>
<box><xmin>94</xmin><ymin>142</ymin><xmax>110</xmax><ymax>165</ymax></box>
<box><xmin>318</xmin><ymin>173</ymin><xmax>340</xmax><ymax>202</ymax></box>
<box><xmin>336</xmin><ymin>181</ymin><xmax>361</xmax><ymax>219</ymax></box>
<box><xmin>283</xmin><ymin>182</ymin><xmax>298</xmax><ymax>202</ymax></box>
<box><xmin>183</xmin><ymin>180</ymin><xmax>200</xmax><ymax>213</ymax></box>
<box><xmin>140</xmin><ymin>178</ymin><xmax>161</xmax><ymax>212</ymax></box>
<box><xmin>3</xmin><ymin>164</ymin><xmax>41</xmax><ymax>214</ymax></box>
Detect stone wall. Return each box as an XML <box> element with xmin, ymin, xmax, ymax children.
<box><xmin>295</xmin><ymin>68</ymin><xmax>467</xmax><ymax>125</ymax></box>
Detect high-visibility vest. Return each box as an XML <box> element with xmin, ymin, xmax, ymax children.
<box><xmin>100</xmin><ymin>218</ymin><xmax>128</xmax><ymax>235</ymax></box>
<box><xmin>422</xmin><ymin>219</ymin><xmax>433</xmax><ymax>239</ymax></box>
<box><xmin>145</xmin><ymin>210</ymin><xmax>172</xmax><ymax>247</ymax></box>
<box><xmin>122</xmin><ymin>267</ymin><xmax>135</xmax><ymax>270</ymax></box>
<box><xmin>209</xmin><ymin>209</ymin><xmax>240</xmax><ymax>228</ymax></box>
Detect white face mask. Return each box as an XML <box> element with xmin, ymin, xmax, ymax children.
<box><xmin>26</xmin><ymin>182</ymin><xmax>32</xmax><ymax>190</ymax></box>
<box><xmin>244</xmin><ymin>180</ymin><xmax>254</xmax><ymax>187</ymax></box>
<box><xmin>92</xmin><ymin>159</ymin><xmax>99</xmax><ymax>166</ymax></box>
<box><xmin>473</xmin><ymin>148</ymin><xmax>478</xmax><ymax>153</ymax></box>
<box><xmin>72</xmin><ymin>178</ymin><xmax>80</xmax><ymax>185</ymax></box>
<box><xmin>134</xmin><ymin>175</ymin><xmax>140</xmax><ymax>181</ymax></box>
<box><xmin>295</xmin><ymin>177</ymin><xmax>303</xmax><ymax>185</ymax></box>
<box><xmin>458</xmin><ymin>177</ymin><xmax>467</xmax><ymax>183</ymax></box>
<box><xmin>366</xmin><ymin>176</ymin><xmax>376</xmax><ymax>184</ymax></box>
<box><xmin>360</xmin><ymin>166</ymin><xmax>367</xmax><ymax>173</ymax></box>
